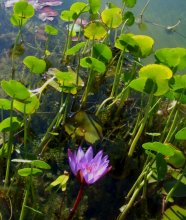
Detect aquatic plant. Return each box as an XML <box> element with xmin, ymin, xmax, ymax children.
<box><xmin>67</xmin><ymin>146</ymin><xmax>111</xmax><ymax>219</ymax></box>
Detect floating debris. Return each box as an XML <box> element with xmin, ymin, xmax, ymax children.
<box><xmin>5</xmin><ymin>0</ymin><xmax>62</xmax><ymax>21</ymax></box>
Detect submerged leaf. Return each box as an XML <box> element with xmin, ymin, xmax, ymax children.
<box><xmin>0</xmin><ymin>117</ymin><xmax>22</xmax><ymax>132</ymax></box>
<box><xmin>23</xmin><ymin>56</ymin><xmax>46</xmax><ymax>74</ymax></box>
<box><xmin>18</xmin><ymin>168</ymin><xmax>42</xmax><ymax>177</ymax></box>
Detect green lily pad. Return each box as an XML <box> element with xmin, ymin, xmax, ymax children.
<box><xmin>45</xmin><ymin>24</ymin><xmax>58</xmax><ymax>35</ymax></box>
<box><xmin>175</xmin><ymin>127</ymin><xmax>186</xmax><ymax>140</ymax></box>
<box><xmin>0</xmin><ymin>117</ymin><xmax>22</xmax><ymax>132</ymax></box>
<box><xmin>88</xmin><ymin>0</ymin><xmax>100</xmax><ymax>14</ymax></box>
<box><xmin>137</xmin><ymin>64</ymin><xmax>172</xmax><ymax>95</ymax></box>
<box><xmin>1</xmin><ymin>80</ymin><xmax>30</xmax><ymax>101</ymax></box>
<box><xmin>123</xmin><ymin>11</ymin><xmax>135</xmax><ymax>26</ymax></box>
<box><xmin>122</xmin><ymin>0</ymin><xmax>136</xmax><ymax>8</ymax></box>
<box><xmin>18</xmin><ymin>168</ymin><xmax>42</xmax><ymax>177</ymax></box>
<box><xmin>23</xmin><ymin>56</ymin><xmax>46</xmax><ymax>74</ymax></box>
<box><xmin>163</xmin><ymin>205</ymin><xmax>186</xmax><ymax>220</ymax></box>
<box><xmin>101</xmin><ymin>8</ymin><xmax>122</xmax><ymax>28</ymax></box>
<box><xmin>80</xmin><ymin>57</ymin><xmax>106</xmax><ymax>73</ymax></box>
<box><xmin>70</xmin><ymin>2</ymin><xmax>89</xmax><ymax>14</ymax></box>
<box><xmin>169</xmin><ymin>75</ymin><xmax>186</xmax><ymax>91</ymax></box>
<box><xmin>165</xmin><ymin>146</ymin><xmax>185</xmax><ymax>168</ymax></box>
<box><xmin>142</xmin><ymin>142</ymin><xmax>175</xmax><ymax>156</ymax></box>
<box><xmin>66</xmin><ymin>42</ymin><xmax>86</xmax><ymax>55</ymax></box>
<box><xmin>31</xmin><ymin>160</ymin><xmax>51</xmax><ymax>169</ymax></box>
<box><xmin>65</xmin><ymin>111</ymin><xmax>102</xmax><ymax>144</ymax></box>
<box><xmin>93</xmin><ymin>43</ymin><xmax>112</xmax><ymax>64</ymax></box>
<box><xmin>0</xmin><ymin>99</ymin><xmax>11</xmax><ymax>110</ymax></box>
<box><xmin>10</xmin><ymin>15</ymin><xmax>27</xmax><ymax>26</ymax></box>
<box><xmin>155</xmin><ymin>48</ymin><xmax>186</xmax><ymax>70</ymax></box>
<box><xmin>115</xmin><ymin>33</ymin><xmax>138</xmax><ymax>51</ymax></box>
<box><xmin>132</xmin><ymin>35</ymin><xmax>154</xmax><ymax>57</ymax></box>
<box><xmin>84</xmin><ymin>22</ymin><xmax>107</xmax><ymax>40</ymax></box>
<box><xmin>60</xmin><ymin>10</ymin><xmax>77</xmax><ymax>21</ymax></box>
<box><xmin>13</xmin><ymin>1</ymin><xmax>34</xmax><ymax>19</ymax></box>
<box><xmin>13</xmin><ymin>94</ymin><xmax>40</xmax><ymax>114</ymax></box>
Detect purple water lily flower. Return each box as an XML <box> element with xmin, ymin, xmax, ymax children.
<box><xmin>68</xmin><ymin>146</ymin><xmax>112</xmax><ymax>185</ymax></box>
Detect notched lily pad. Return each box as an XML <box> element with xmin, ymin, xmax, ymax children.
<box><xmin>64</xmin><ymin>111</ymin><xmax>102</xmax><ymax>144</ymax></box>
<box><xmin>84</xmin><ymin>22</ymin><xmax>107</xmax><ymax>40</ymax></box>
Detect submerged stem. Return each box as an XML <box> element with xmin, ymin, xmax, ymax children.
<box><xmin>67</xmin><ymin>183</ymin><xmax>85</xmax><ymax>220</ymax></box>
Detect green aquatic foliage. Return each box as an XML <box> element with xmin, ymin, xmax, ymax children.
<box><xmin>130</xmin><ymin>64</ymin><xmax>172</xmax><ymax>95</ymax></box>
<box><xmin>0</xmin><ymin>99</ymin><xmax>11</xmax><ymax>110</ymax></box>
<box><xmin>92</xmin><ymin>43</ymin><xmax>112</xmax><ymax>64</ymax></box>
<box><xmin>1</xmin><ymin>80</ymin><xmax>30</xmax><ymax>100</ymax></box>
<box><xmin>13</xmin><ymin>1</ymin><xmax>34</xmax><ymax>19</ymax></box>
<box><xmin>47</xmin><ymin>174</ymin><xmax>69</xmax><ymax>191</ymax></box>
<box><xmin>88</xmin><ymin>0</ymin><xmax>100</xmax><ymax>14</ymax></box>
<box><xmin>45</xmin><ymin>24</ymin><xmax>58</xmax><ymax>36</ymax></box>
<box><xmin>123</xmin><ymin>11</ymin><xmax>135</xmax><ymax>26</ymax></box>
<box><xmin>175</xmin><ymin>127</ymin><xmax>186</xmax><ymax>140</ymax></box>
<box><xmin>23</xmin><ymin>56</ymin><xmax>46</xmax><ymax>74</ymax></box>
<box><xmin>54</xmin><ymin>68</ymin><xmax>84</xmax><ymax>94</ymax></box>
<box><xmin>0</xmin><ymin>117</ymin><xmax>22</xmax><ymax>132</ymax></box>
<box><xmin>65</xmin><ymin>111</ymin><xmax>102</xmax><ymax>144</ymax></box>
<box><xmin>163</xmin><ymin>205</ymin><xmax>186</xmax><ymax>220</ymax></box>
<box><xmin>101</xmin><ymin>7</ymin><xmax>122</xmax><ymax>29</ymax></box>
<box><xmin>83</xmin><ymin>21</ymin><xmax>107</xmax><ymax>40</ymax></box>
<box><xmin>18</xmin><ymin>168</ymin><xmax>43</xmax><ymax>176</ymax></box>
<box><xmin>70</xmin><ymin>2</ymin><xmax>89</xmax><ymax>14</ymax></box>
<box><xmin>122</xmin><ymin>0</ymin><xmax>137</xmax><ymax>8</ymax></box>
<box><xmin>60</xmin><ymin>10</ymin><xmax>77</xmax><ymax>21</ymax></box>
<box><xmin>10</xmin><ymin>15</ymin><xmax>27</xmax><ymax>26</ymax></box>
<box><xmin>155</xmin><ymin>47</ymin><xmax>186</xmax><ymax>71</ymax></box>
<box><xmin>142</xmin><ymin>142</ymin><xmax>175</xmax><ymax>156</ymax></box>
<box><xmin>13</xmin><ymin>94</ymin><xmax>40</xmax><ymax>114</ymax></box>
<box><xmin>80</xmin><ymin>56</ymin><xmax>106</xmax><ymax>73</ymax></box>
<box><xmin>65</xmin><ymin>42</ymin><xmax>86</xmax><ymax>55</ymax></box>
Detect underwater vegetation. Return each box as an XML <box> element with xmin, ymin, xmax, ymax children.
<box><xmin>0</xmin><ymin>0</ymin><xmax>186</xmax><ymax>219</ymax></box>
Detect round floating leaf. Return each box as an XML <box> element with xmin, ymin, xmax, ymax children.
<box><xmin>66</xmin><ymin>42</ymin><xmax>86</xmax><ymax>55</ymax></box>
<box><xmin>88</xmin><ymin>0</ymin><xmax>100</xmax><ymax>14</ymax></box>
<box><xmin>13</xmin><ymin>94</ymin><xmax>40</xmax><ymax>114</ymax></box>
<box><xmin>18</xmin><ymin>168</ymin><xmax>42</xmax><ymax>177</ymax></box>
<box><xmin>115</xmin><ymin>33</ymin><xmax>138</xmax><ymax>51</ymax></box>
<box><xmin>1</xmin><ymin>80</ymin><xmax>30</xmax><ymax>100</ymax></box>
<box><xmin>139</xmin><ymin>64</ymin><xmax>172</xmax><ymax>80</ymax></box>
<box><xmin>142</xmin><ymin>142</ymin><xmax>175</xmax><ymax>156</ymax></box>
<box><xmin>45</xmin><ymin>24</ymin><xmax>58</xmax><ymax>35</ymax></box>
<box><xmin>0</xmin><ymin>117</ymin><xmax>22</xmax><ymax>132</ymax></box>
<box><xmin>155</xmin><ymin>48</ymin><xmax>186</xmax><ymax>70</ymax></box>
<box><xmin>122</xmin><ymin>0</ymin><xmax>137</xmax><ymax>8</ymax></box>
<box><xmin>80</xmin><ymin>57</ymin><xmax>106</xmax><ymax>73</ymax></box>
<box><xmin>93</xmin><ymin>43</ymin><xmax>112</xmax><ymax>64</ymax></box>
<box><xmin>101</xmin><ymin>8</ymin><xmax>122</xmax><ymax>28</ymax></box>
<box><xmin>163</xmin><ymin>205</ymin><xmax>186</xmax><ymax>220</ymax></box>
<box><xmin>70</xmin><ymin>2</ymin><xmax>89</xmax><ymax>14</ymax></box>
<box><xmin>169</xmin><ymin>75</ymin><xmax>186</xmax><ymax>92</ymax></box>
<box><xmin>60</xmin><ymin>10</ymin><xmax>77</xmax><ymax>21</ymax></box>
<box><xmin>175</xmin><ymin>127</ymin><xmax>186</xmax><ymax>140</ymax></box>
<box><xmin>31</xmin><ymin>160</ymin><xmax>51</xmax><ymax>169</ymax></box>
<box><xmin>10</xmin><ymin>15</ymin><xmax>27</xmax><ymax>26</ymax></box>
<box><xmin>132</xmin><ymin>35</ymin><xmax>154</xmax><ymax>57</ymax></box>
<box><xmin>23</xmin><ymin>56</ymin><xmax>46</xmax><ymax>74</ymax></box>
<box><xmin>0</xmin><ymin>99</ymin><xmax>11</xmax><ymax>110</ymax></box>
<box><xmin>84</xmin><ymin>22</ymin><xmax>107</xmax><ymax>40</ymax></box>
<box><xmin>156</xmin><ymin>154</ymin><xmax>167</xmax><ymax>181</ymax></box>
<box><xmin>14</xmin><ymin>1</ymin><xmax>34</xmax><ymax>19</ymax></box>
<box><xmin>123</xmin><ymin>11</ymin><xmax>135</xmax><ymax>26</ymax></box>
<box><xmin>165</xmin><ymin>145</ymin><xmax>185</xmax><ymax>168</ymax></box>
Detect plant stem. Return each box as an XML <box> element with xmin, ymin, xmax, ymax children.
<box><xmin>67</xmin><ymin>183</ymin><xmax>85</xmax><ymax>220</ymax></box>
<box><xmin>117</xmin><ymin>170</ymin><xmax>153</xmax><ymax>220</ymax></box>
<box><xmin>128</xmin><ymin>92</ymin><xmax>154</xmax><ymax>157</ymax></box>
<box><xmin>4</xmin><ymin>99</ymin><xmax>14</xmax><ymax>187</ymax></box>
<box><xmin>19</xmin><ymin>184</ymin><xmax>29</xmax><ymax>220</ymax></box>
